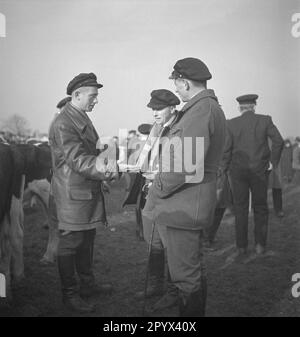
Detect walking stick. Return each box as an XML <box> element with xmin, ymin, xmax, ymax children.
<box><xmin>142</xmin><ymin>221</ymin><xmax>155</xmax><ymax>316</ymax></box>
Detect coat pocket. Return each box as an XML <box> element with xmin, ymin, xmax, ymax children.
<box><xmin>68</xmin><ymin>188</ymin><xmax>93</xmax><ymax>200</ymax></box>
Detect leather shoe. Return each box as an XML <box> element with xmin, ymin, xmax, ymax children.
<box><xmin>80</xmin><ymin>283</ymin><xmax>113</xmax><ymax>297</ymax></box>
<box><xmin>63</xmin><ymin>295</ymin><xmax>95</xmax><ymax>313</ymax></box>
<box><xmin>275</xmin><ymin>210</ymin><xmax>284</xmax><ymax>218</ymax></box>
<box><xmin>255</xmin><ymin>244</ymin><xmax>265</xmax><ymax>255</ymax></box>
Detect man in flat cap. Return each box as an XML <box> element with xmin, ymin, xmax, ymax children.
<box><xmin>146</xmin><ymin>58</ymin><xmax>226</xmax><ymax>316</ymax></box>
<box><xmin>49</xmin><ymin>73</ymin><xmax>116</xmax><ymax>313</ymax></box>
<box><xmin>125</xmin><ymin>89</ymin><xmax>181</xmax><ymax>311</ymax></box>
<box><xmin>222</xmin><ymin>94</ymin><xmax>283</xmax><ymax>259</ymax></box>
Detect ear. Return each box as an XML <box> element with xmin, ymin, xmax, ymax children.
<box><xmin>74</xmin><ymin>89</ymin><xmax>81</xmax><ymax>99</ymax></box>
<box><xmin>184</xmin><ymin>80</ymin><xmax>190</xmax><ymax>90</ymax></box>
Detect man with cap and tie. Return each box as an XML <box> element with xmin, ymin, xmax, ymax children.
<box><xmin>146</xmin><ymin>58</ymin><xmax>226</xmax><ymax>316</ymax></box>
<box><xmin>222</xmin><ymin>94</ymin><xmax>283</xmax><ymax>258</ymax></box>
<box><xmin>49</xmin><ymin>73</ymin><xmax>116</xmax><ymax>313</ymax></box>
<box><xmin>128</xmin><ymin>89</ymin><xmax>181</xmax><ymax>312</ymax></box>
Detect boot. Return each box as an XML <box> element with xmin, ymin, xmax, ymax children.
<box><xmin>150</xmin><ymin>269</ymin><xmax>178</xmax><ymax>312</ymax></box>
<box><xmin>80</xmin><ymin>283</ymin><xmax>113</xmax><ymax>298</ymax></box>
<box><xmin>135</xmin><ymin>249</ymin><xmax>165</xmax><ymax>299</ymax></box>
<box><xmin>63</xmin><ymin>295</ymin><xmax>95</xmax><ymax>313</ymax></box>
<box><xmin>75</xmin><ymin>231</ymin><xmax>112</xmax><ymax>298</ymax></box>
<box><xmin>255</xmin><ymin>243</ymin><xmax>266</xmax><ymax>255</ymax></box>
<box><xmin>179</xmin><ymin>274</ymin><xmax>207</xmax><ymax>317</ymax></box>
<box><xmin>57</xmin><ymin>255</ymin><xmax>95</xmax><ymax>313</ymax></box>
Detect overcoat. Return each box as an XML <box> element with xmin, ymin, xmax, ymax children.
<box><xmin>49</xmin><ymin>102</ymin><xmax>108</xmax><ymax>231</ymax></box>
<box><xmin>147</xmin><ymin>89</ymin><xmax>226</xmax><ymax>230</ymax></box>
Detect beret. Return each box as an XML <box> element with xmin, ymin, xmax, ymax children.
<box><xmin>56</xmin><ymin>96</ymin><xmax>71</xmax><ymax>109</ymax></box>
<box><xmin>147</xmin><ymin>89</ymin><xmax>180</xmax><ymax>110</ymax></box>
<box><xmin>236</xmin><ymin>94</ymin><xmax>259</xmax><ymax>104</ymax></box>
<box><xmin>138</xmin><ymin>123</ymin><xmax>152</xmax><ymax>135</ymax></box>
<box><xmin>66</xmin><ymin>72</ymin><xmax>103</xmax><ymax>95</ymax></box>
<box><xmin>169</xmin><ymin>57</ymin><xmax>212</xmax><ymax>81</ymax></box>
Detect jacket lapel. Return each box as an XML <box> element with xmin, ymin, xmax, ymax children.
<box><xmin>64</xmin><ymin>103</ymin><xmax>98</xmax><ymax>145</ymax></box>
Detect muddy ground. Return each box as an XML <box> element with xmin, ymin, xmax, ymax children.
<box><xmin>1</xmin><ymin>177</ymin><xmax>300</xmax><ymax>317</ymax></box>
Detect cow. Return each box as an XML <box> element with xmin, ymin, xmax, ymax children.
<box><xmin>24</xmin><ymin>178</ymin><xmax>59</xmax><ymax>264</ymax></box>
<box><xmin>0</xmin><ymin>143</ymin><xmax>52</xmax><ymax>300</ymax></box>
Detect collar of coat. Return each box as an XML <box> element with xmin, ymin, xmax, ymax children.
<box><xmin>63</xmin><ymin>102</ymin><xmax>99</xmax><ymax>142</ymax></box>
<box><xmin>181</xmin><ymin>89</ymin><xmax>219</xmax><ymax>113</ymax></box>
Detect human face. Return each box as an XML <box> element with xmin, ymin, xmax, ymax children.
<box><xmin>77</xmin><ymin>87</ymin><xmax>99</xmax><ymax>112</ymax></box>
<box><xmin>152</xmin><ymin>106</ymin><xmax>173</xmax><ymax>126</ymax></box>
<box><xmin>174</xmin><ymin>78</ymin><xmax>188</xmax><ymax>102</ymax></box>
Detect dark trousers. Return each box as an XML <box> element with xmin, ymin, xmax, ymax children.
<box><xmin>272</xmin><ymin>188</ymin><xmax>282</xmax><ymax>212</ymax></box>
<box><xmin>206</xmin><ymin>207</ymin><xmax>226</xmax><ymax>243</ymax></box>
<box><xmin>57</xmin><ymin>229</ymin><xmax>96</xmax><ymax>296</ymax></box>
<box><xmin>230</xmin><ymin>170</ymin><xmax>269</xmax><ymax>249</ymax></box>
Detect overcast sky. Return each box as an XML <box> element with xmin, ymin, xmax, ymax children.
<box><xmin>0</xmin><ymin>0</ymin><xmax>299</xmax><ymax>138</ymax></box>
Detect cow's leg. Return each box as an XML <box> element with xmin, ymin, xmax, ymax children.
<box><xmin>41</xmin><ymin>194</ymin><xmax>59</xmax><ymax>264</ymax></box>
<box><xmin>9</xmin><ymin>195</ymin><xmax>25</xmax><ymax>285</ymax></box>
<box><xmin>0</xmin><ymin>214</ymin><xmax>13</xmax><ymax>302</ymax></box>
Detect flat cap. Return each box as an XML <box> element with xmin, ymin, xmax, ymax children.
<box><xmin>138</xmin><ymin>123</ymin><xmax>152</xmax><ymax>135</ymax></box>
<box><xmin>147</xmin><ymin>89</ymin><xmax>180</xmax><ymax>110</ymax></box>
<box><xmin>66</xmin><ymin>72</ymin><xmax>103</xmax><ymax>95</ymax></box>
<box><xmin>169</xmin><ymin>57</ymin><xmax>212</xmax><ymax>81</ymax></box>
<box><xmin>56</xmin><ymin>96</ymin><xmax>71</xmax><ymax>109</ymax></box>
<box><xmin>236</xmin><ymin>94</ymin><xmax>259</xmax><ymax>104</ymax></box>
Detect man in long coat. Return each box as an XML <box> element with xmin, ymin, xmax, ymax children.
<box><xmin>49</xmin><ymin>73</ymin><xmax>116</xmax><ymax>313</ymax></box>
<box><xmin>146</xmin><ymin>57</ymin><xmax>226</xmax><ymax>316</ymax></box>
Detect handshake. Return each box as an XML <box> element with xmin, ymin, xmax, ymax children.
<box><xmin>117</xmin><ymin>162</ymin><xmax>141</xmax><ymax>173</ymax></box>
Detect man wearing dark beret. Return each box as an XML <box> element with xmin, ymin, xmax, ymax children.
<box><xmin>49</xmin><ymin>73</ymin><xmax>115</xmax><ymax>313</ymax></box>
<box><xmin>145</xmin><ymin>60</ymin><xmax>226</xmax><ymax>317</ymax></box>
<box><xmin>222</xmin><ymin>94</ymin><xmax>283</xmax><ymax>259</ymax></box>
<box><xmin>125</xmin><ymin>89</ymin><xmax>180</xmax><ymax>311</ymax></box>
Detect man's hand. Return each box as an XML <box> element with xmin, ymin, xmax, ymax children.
<box><xmin>102</xmin><ymin>181</ymin><xmax>110</xmax><ymax>194</ymax></box>
<box><xmin>118</xmin><ymin>162</ymin><xmax>141</xmax><ymax>173</ymax></box>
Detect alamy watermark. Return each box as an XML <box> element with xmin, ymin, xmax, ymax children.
<box><xmin>95</xmin><ymin>129</ymin><xmax>204</xmax><ymax>183</ymax></box>
<box><xmin>0</xmin><ymin>12</ymin><xmax>6</xmax><ymax>37</ymax></box>
<box><xmin>0</xmin><ymin>272</ymin><xmax>6</xmax><ymax>297</ymax></box>
<box><xmin>291</xmin><ymin>13</ymin><xmax>300</xmax><ymax>38</ymax></box>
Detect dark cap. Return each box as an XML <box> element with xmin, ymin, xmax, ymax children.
<box><xmin>236</xmin><ymin>94</ymin><xmax>259</xmax><ymax>104</ymax></box>
<box><xmin>56</xmin><ymin>96</ymin><xmax>71</xmax><ymax>109</ymax></box>
<box><xmin>66</xmin><ymin>72</ymin><xmax>103</xmax><ymax>95</ymax></box>
<box><xmin>138</xmin><ymin>123</ymin><xmax>152</xmax><ymax>135</ymax></box>
<box><xmin>147</xmin><ymin>89</ymin><xmax>180</xmax><ymax>110</ymax></box>
<box><xmin>169</xmin><ymin>57</ymin><xmax>212</xmax><ymax>81</ymax></box>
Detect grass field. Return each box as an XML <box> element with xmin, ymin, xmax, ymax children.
<box><xmin>1</xmin><ymin>177</ymin><xmax>300</xmax><ymax>317</ymax></box>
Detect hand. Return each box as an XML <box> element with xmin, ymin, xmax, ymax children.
<box><xmin>102</xmin><ymin>181</ymin><xmax>110</xmax><ymax>194</ymax></box>
<box><xmin>118</xmin><ymin>162</ymin><xmax>141</xmax><ymax>173</ymax></box>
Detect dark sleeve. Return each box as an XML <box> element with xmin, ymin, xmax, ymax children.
<box><xmin>220</xmin><ymin>123</ymin><xmax>233</xmax><ymax>172</ymax></box>
<box><xmin>266</xmin><ymin>116</ymin><xmax>284</xmax><ymax>168</ymax></box>
<box><xmin>54</xmin><ymin>122</ymin><xmax>107</xmax><ymax>180</ymax></box>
